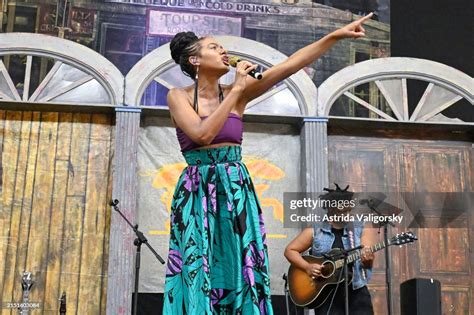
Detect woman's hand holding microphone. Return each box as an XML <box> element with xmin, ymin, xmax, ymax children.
<box><xmin>231</xmin><ymin>59</ymin><xmax>259</xmax><ymax>93</ymax></box>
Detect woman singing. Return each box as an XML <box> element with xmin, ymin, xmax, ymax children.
<box><xmin>163</xmin><ymin>12</ymin><xmax>373</xmax><ymax>314</ymax></box>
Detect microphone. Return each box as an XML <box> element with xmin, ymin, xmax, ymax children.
<box><xmin>228</xmin><ymin>56</ymin><xmax>263</xmax><ymax>80</ymax></box>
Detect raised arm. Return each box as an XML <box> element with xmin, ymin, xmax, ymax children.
<box><xmin>241</xmin><ymin>12</ymin><xmax>374</xmax><ymax>103</ymax></box>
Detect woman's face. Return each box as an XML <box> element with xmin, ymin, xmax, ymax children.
<box><xmin>192</xmin><ymin>37</ymin><xmax>229</xmax><ymax>76</ymax></box>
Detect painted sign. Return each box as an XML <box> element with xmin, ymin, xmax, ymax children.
<box><xmin>38</xmin><ymin>5</ymin><xmax>96</xmax><ymax>38</ymax></box>
<box><xmin>147</xmin><ymin>9</ymin><xmax>242</xmax><ymax>36</ymax></box>
<box><xmin>106</xmin><ymin>0</ymin><xmax>286</xmax><ymax>15</ymax></box>
<box><xmin>38</xmin><ymin>5</ymin><xmax>57</xmax><ymax>34</ymax></box>
<box><xmin>69</xmin><ymin>7</ymin><xmax>96</xmax><ymax>37</ymax></box>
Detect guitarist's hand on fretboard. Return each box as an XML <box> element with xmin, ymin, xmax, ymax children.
<box><xmin>360</xmin><ymin>247</ymin><xmax>374</xmax><ymax>268</ymax></box>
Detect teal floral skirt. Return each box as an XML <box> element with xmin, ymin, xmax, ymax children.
<box><xmin>163</xmin><ymin>145</ymin><xmax>273</xmax><ymax>314</ymax></box>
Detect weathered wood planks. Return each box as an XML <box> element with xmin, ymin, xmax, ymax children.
<box><xmin>0</xmin><ymin>111</ymin><xmax>113</xmax><ymax>314</ymax></box>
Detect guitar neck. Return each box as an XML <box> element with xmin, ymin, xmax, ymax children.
<box><xmin>334</xmin><ymin>240</ymin><xmax>389</xmax><ymax>269</ymax></box>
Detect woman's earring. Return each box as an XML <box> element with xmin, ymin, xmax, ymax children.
<box><xmin>195</xmin><ymin>65</ymin><xmax>199</xmax><ymax>80</ymax></box>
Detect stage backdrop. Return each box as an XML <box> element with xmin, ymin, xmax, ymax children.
<box><xmin>328</xmin><ymin>135</ymin><xmax>473</xmax><ymax>315</ymax></box>
<box><xmin>137</xmin><ymin>116</ymin><xmax>302</xmax><ymax>295</ymax></box>
<box><xmin>0</xmin><ymin>110</ymin><xmax>113</xmax><ymax>314</ymax></box>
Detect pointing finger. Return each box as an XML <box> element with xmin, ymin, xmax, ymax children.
<box><xmin>360</xmin><ymin>12</ymin><xmax>374</xmax><ymax>23</ymax></box>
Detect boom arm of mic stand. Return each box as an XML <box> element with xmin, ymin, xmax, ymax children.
<box><xmin>369</xmin><ymin>205</ymin><xmax>396</xmax><ymax>227</ymax></box>
<box><xmin>110</xmin><ymin>199</ymin><xmax>165</xmax><ymax>264</ymax></box>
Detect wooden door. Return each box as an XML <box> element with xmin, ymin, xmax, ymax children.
<box><xmin>328</xmin><ymin>135</ymin><xmax>473</xmax><ymax>315</ymax></box>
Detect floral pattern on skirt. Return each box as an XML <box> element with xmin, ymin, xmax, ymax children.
<box><xmin>163</xmin><ymin>146</ymin><xmax>273</xmax><ymax>315</ymax></box>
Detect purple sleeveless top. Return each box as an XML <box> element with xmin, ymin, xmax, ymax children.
<box><xmin>176</xmin><ymin>113</ymin><xmax>243</xmax><ymax>152</ymax></box>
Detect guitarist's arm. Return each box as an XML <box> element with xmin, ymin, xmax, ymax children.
<box><xmin>360</xmin><ymin>226</ymin><xmax>378</xmax><ymax>270</ymax></box>
<box><xmin>360</xmin><ymin>227</ymin><xmax>379</xmax><ymax>280</ymax></box>
<box><xmin>284</xmin><ymin>228</ymin><xmax>322</xmax><ymax>278</ymax></box>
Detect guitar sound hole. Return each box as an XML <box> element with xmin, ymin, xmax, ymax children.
<box><xmin>320</xmin><ymin>261</ymin><xmax>335</xmax><ymax>278</ymax></box>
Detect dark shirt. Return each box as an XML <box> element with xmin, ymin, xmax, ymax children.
<box><xmin>331</xmin><ymin>227</ymin><xmax>344</xmax><ymax>249</ymax></box>
<box><xmin>331</xmin><ymin>226</ymin><xmax>353</xmax><ymax>268</ymax></box>
<box><xmin>312</xmin><ymin>226</ymin><xmax>373</xmax><ymax>314</ymax></box>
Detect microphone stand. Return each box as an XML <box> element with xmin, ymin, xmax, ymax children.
<box><xmin>367</xmin><ymin>200</ymin><xmax>395</xmax><ymax>315</ymax></box>
<box><xmin>282</xmin><ymin>273</ymin><xmax>290</xmax><ymax>315</ymax></box>
<box><xmin>324</xmin><ymin>245</ymin><xmax>364</xmax><ymax>315</ymax></box>
<box><xmin>344</xmin><ymin>245</ymin><xmax>362</xmax><ymax>315</ymax></box>
<box><xmin>59</xmin><ymin>291</ymin><xmax>66</xmax><ymax>315</ymax></box>
<box><xmin>344</xmin><ymin>250</ymin><xmax>349</xmax><ymax>315</ymax></box>
<box><xmin>110</xmin><ymin>199</ymin><xmax>165</xmax><ymax>315</ymax></box>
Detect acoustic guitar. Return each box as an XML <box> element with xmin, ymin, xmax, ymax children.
<box><xmin>287</xmin><ymin>231</ymin><xmax>417</xmax><ymax>308</ymax></box>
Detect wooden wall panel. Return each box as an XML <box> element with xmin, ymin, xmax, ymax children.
<box><xmin>1</xmin><ymin>111</ymin><xmax>40</xmax><ymax>305</ymax></box>
<box><xmin>328</xmin><ymin>136</ymin><xmax>473</xmax><ymax>315</ymax></box>
<box><xmin>0</xmin><ymin>110</ymin><xmax>6</xmax><ymax>294</ymax></box>
<box><xmin>67</xmin><ymin>114</ymin><xmax>92</xmax><ymax>197</ymax></box>
<box><xmin>56</xmin><ymin>113</ymin><xmax>73</xmax><ymax>160</ymax></box>
<box><xmin>43</xmin><ymin>160</ymin><xmax>69</xmax><ymax>312</ymax></box>
<box><xmin>417</xmin><ymin>228</ymin><xmax>469</xmax><ymax>274</ymax></box>
<box><xmin>77</xmin><ymin>114</ymin><xmax>113</xmax><ymax>314</ymax></box>
<box><xmin>442</xmin><ymin>287</ymin><xmax>470</xmax><ymax>315</ymax></box>
<box><xmin>60</xmin><ymin>196</ymin><xmax>84</xmax><ymax>314</ymax></box>
<box><xmin>470</xmin><ymin>143</ymin><xmax>474</xmax><ymax>315</ymax></box>
<box><xmin>0</xmin><ymin>110</ymin><xmax>4</xmax><ymax>192</ymax></box>
<box><xmin>402</xmin><ymin>144</ymin><xmax>472</xmax><ymax>315</ymax></box>
<box><xmin>27</xmin><ymin>112</ymin><xmax>59</xmax><ymax>307</ymax></box>
<box><xmin>0</xmin><ymin>110</ymin><xmax>113</xmax><ymax>314</ymax></box>
<box><xmin>370</xmin><ymin>285</ymin><xmax>388</xmax><ymax>315</ymax></box>
<box><xmin>329</xmin><ymin>136</ymin><xmax>403</xmax><ymax>314</ymax></box>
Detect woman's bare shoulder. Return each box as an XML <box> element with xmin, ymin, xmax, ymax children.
<box><xmin>168</xmin><ymin>85</ymin><xmax>194</xmax><ymax>127</ymax></box>
<box><xmin>168</xmin><ymin>85</ymin><xmax>194</xmax><ymax>98</ymax></box>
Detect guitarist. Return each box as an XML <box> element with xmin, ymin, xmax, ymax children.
<box><xmin>284</xmin><ymin>184</ymin><xmax>377</xmax><ymax>315</ymax></box>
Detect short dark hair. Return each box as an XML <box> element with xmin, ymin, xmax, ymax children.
<box><xmin>319</xmin><ymin>183</ymin><xmax>354</xmax><ymax>209</ymax></box>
